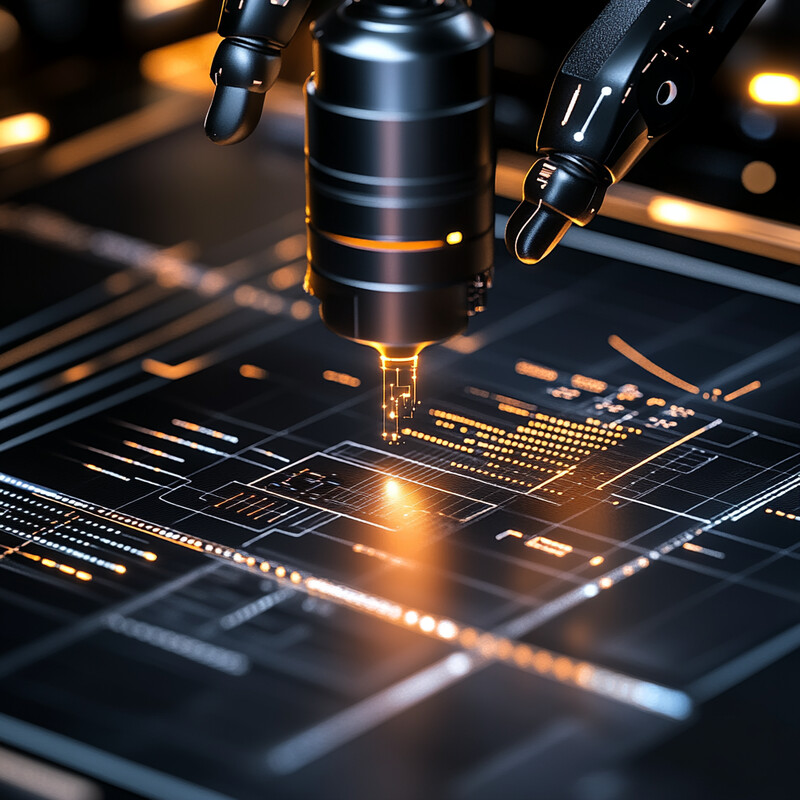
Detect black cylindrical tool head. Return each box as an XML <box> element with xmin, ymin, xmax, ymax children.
<box><xmin>304</xmin><ymin>0</ymin><xmax>495</xmax><ymax>353</ymax></box>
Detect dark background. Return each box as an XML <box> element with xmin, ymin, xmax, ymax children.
<box><xmin>0</xmin><ymin>2</ymin><xmax>797</xmax><ymax>799</ymax></box>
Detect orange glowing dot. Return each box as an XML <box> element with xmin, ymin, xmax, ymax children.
<box><xmin>513</xmin><ymin>645</ymin><xmax>534</xmax><ymax>667</ymax></box>
<box><xmin>75</xmin><ymin>571</ymin><xmax>92</xmax><ymax>581</ymax></box>
<box><xmin>269</xmin><ymin>266</ymin><xmax>301</xmax><ymax>291</ymax></box>
<box><xmin>436</xmin><ymin>620</ymin><xmax>458</xmax><ymax>640</ymax></box>
<box><xmin>477</xmin><ymin>634</ymin><xmax>496</xmax><ymax>657</ymax></box>
<box><xmin>533</xmin><ymin>650</ymin><xmax>553</xmax><ymax>673</ymax></box>
<box><xmin>589</xmin><ymin>555</ymin><xmax>604</xmax><ymax>567</ymax></box>
<box><xmin>446</xmin><ymin>231</ymin><xmax>463</xmax><ymax>245</ymax></box>
<box><xmin>459</xmin><ymin>628</ymin><xmax>478</xmax><ymax>648</ymax></box>
<box><xmin>495</xmin><ymin>639</ymin><xmax>514</xmax><ymax>660</ymax></box>
<box><xmin>275</xmin><ymin>566</ymin><xmax>286</xmax><ymax>578</ymax></box>
<box><xmin>291</xmin><ymin>300</ymin><xmax>313</xmax><ymax>320</ymax></box>
<box><xmin>240</xmin><ymin>364</ymin><xmax>268</xmax><ymax>380</ymax></box>
<box><xmin>290</xmin><ymin>571</ymin><xmax>302</xmax><ymax>584</ymax></box>
<box><xmin>553</xmin><ymin>657</ymin><xmax>574</xmax><ymax>681</ymax></box>
<box><xmin>741</xmin><ymin>160</ymin><xmax>777</xmax><ymax>195</ymax></box>
<box><xmin>385</xmin><ymin>479</ymin><xmax>401</xmax><ymax>499</ymax></box>
<box><xmin>113</xmin><ymin>564</ymin><xmax>127</xmax><ymax>575</ymax></box>
<box><xmin>260</xmin><ymin>562</ymin><xmax>271</xmax><ymax>573</ymax></box>
<box><xmin>599</xmin><ymin>577</ymin><xmax>613</xmax><ymax>589</ymax></box>
<box><xmin>419</xmin><ymin>615</ymin><xmax>436</xmax><ymax>633</ymax></box>
<box><xmin>404</xmin><ymin>610</ymin><xmax>420</xmax><ymax>626</ymax></box>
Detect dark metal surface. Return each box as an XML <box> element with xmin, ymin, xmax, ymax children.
<box><xmin>0</xmin><ymin>116</ymin><xmax>797</xmax><ymax>798</ymax></box>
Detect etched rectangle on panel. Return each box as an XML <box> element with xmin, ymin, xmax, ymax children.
<box><xmin>252</xmin><ymin>454</ymin><xmax>493</xmax><ymax>529</ymax></box>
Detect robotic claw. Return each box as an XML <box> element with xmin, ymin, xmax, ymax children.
<box><xmin>204</xmin><ymin>0</ymin><xmax>764</xmax><ymax>443</ymax></box>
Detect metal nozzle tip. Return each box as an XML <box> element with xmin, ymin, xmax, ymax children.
<box><xmin>381</xmin><ymin>353</ymin><xmax>419</xmax><ymax>445</ymax></box>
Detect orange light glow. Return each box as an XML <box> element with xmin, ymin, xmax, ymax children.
<box><xmin>269</xmin><ymin>264</ymin><xmax>304</xmax><ymax>291</ymax></box>
<box><xmin>443</xmin><ymin>335</ymin><xmax>483</xmax><ymax>354</ymax></box>
<box><xmin>748</xmin><ymin>73</ymin><xmax>800</xmax><ymax>105</ymax></box>
<box><xmin>290</xmin><ymin>300</ymin><xmax>313</xmax><ymax>320</ymax></box>
<box><xmin>240</xmin><ymin>364</ymin><xmax>268</xmax><ymax>380</ymax></box>
<box><xmin>647</xmin><ymin>197</ymin><xmax>733</xmax><ymax>232</ymax></box>
<box><xmin>516</xmin><ymin>361</ymin><xmax>558</xmax><ymax>382</ymax></box>
<box><xmin>323</xmin><ymin>370</ymin><xmax>362</xmax><ymax>388</ymax></box>
<box><xmin>498</xmin><ymin>402</ymin><xmax>529</xmax><ymax>417</ymax></box>
<box><xmin>128</xmin><ymin>0</ymin><xmax>202</xmax><ymax>20</ymax></box>
<box><xmin>0</xmin><ymin>285</ymin><xmax>166</xmax><ymax>374</ymax></box>
<box><xmin>142</xmin><ymin>356</ymin><xmax>211</xmax><ymax>380</ymax></box>
<box><xmin>140</xmin><ymin>32</ymin><xmax>218</xmax><ymax>94</ymax></box>
<box><xmin>648</xmin><ymin>198</ymin><xmax>693</xmax><ymax>225</ymax></box>
<box><xmin>446</xmin><ymin>231</ymin><xmax>463</xmax><ymax>245</ymax></box>
<box><xmin>324</xmin><ymin>232</ymin><xmax>446</xmax><ymax>252</ymax></box>
<box><xmin>741</xmin><ymin>161</ymin><xmax>776</xmax><ymax>195</ymax></box>
<box><xmin>571</xmin><ymin>374</ymin><xmax>608</xmax><ymax>394</ymax></box>
<box><xmin>0</xmin><ymin>112</ymin><xmax>50</xmax><ymax>154</ymax></box>
<box><xmin>609</xmin><ymin>334</ymin><xmax>700</xmax><ymax>394</ymax></box>
<box><xmin>385</xmin><ymin>479</ymin><xmax>401</xmax><ymax>499</ymax></box>
<box><xmin>274</xmin><ymin>233</ymin><xmax>307</xmax><ymax>262</ymax></box>
<box><xmin>723</xmin><ymin>380</ymin><xmax>761</xmax><ymax>402</ymax></box>
<box><xmin>589</xmin><ymin>555</ymin><xmax>605</xmax><ymax>567</ymax></box>
<box><xmin>525</xmin><ymin>536</ymin><xmax>573</xmax><ymax>557</ymax></box>
<box><xmin>62</xmin><ymin>363</ymin><xmax>97</xmax><ymax>384</ymax></box>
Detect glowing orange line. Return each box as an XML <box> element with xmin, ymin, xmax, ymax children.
<box><xmin>597</xmin><ymin>419</ymin><xmax>720</xmax><ymax>490</ymax></box>
<box><xmin>529</xmin><ymin>467</ymin><xmax>573</xmax><ymax>494</ymax></box>
<box><xmin>41</xmin><ymin>96</ymin><xmax>200</xmax><ymax>179</ymax></box>
<box><xmin>56</xmin><ymin>300</ymin><xmax>230</xmax><ymax>386</ymax></box>
<box><xmin>324</xmin><ymin>232</ymin><xmax>445</xmax><ymax>252</ymax></box>
<box><xmin>34</xmin><ymin>493</ymin><xmax>203</xmax><ymax>555</ymax></box>
<box><xmin>214</xmin><ymin>492</ymin><xmax>243</xmax><ymax>508</ymax></box>
<box><xmin>723</xmin><ymin>380</ymin><xmax>761</xmax><ymax>402</ymax></box>
<box><xmin>608</xmin><ymin>335</ymin><xmax>700</xmax><ymax>394</ymax></box>
<box><xmin>0</xmin><ymin>540</ymin><xmax>29</xmax><ymax>562</ymax></box>
<box><xmin>142</xmin><ymin>355</ymin><xmax>211</xmax><ymax>380</ymax></box>
<box><xmin>0</xmin><ymin>285</ymin><xmax>165</xmax><ymax>372</ymax></box>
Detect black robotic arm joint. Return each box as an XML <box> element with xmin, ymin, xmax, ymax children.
<box><xmin>505</xmin><ymin>0</ymin><xmax>765</xmax><ymax>265</ymax></box>
<box><xmin>205</xmin><ymin>0</ymin><xmax>312</xmax><ymax>145</ymax></box>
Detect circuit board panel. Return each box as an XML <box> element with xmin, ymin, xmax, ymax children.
<box><xmin>0</xmin><ymin>122</ymin><xmax>798</xmax><ymax>800</ymax></box>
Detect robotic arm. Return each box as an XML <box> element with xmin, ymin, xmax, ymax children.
<box><xmin>205</xmin><ymin>0</ymin><xmax>312</xmax><ymax>145</ymax></box>
<box><xmin>206</xmin><ymin>0</ymin><xmax>495</xmax><ymax>443</ymax></box>
<box><xmin>204</xmin><ymin>0</ymin><xmax>764</xmax><ymax>443</ymax></box>
<box><xmin>505</xmin><ymin>0</ymin><xmax>766</xmax><ymax>264</ymax></box>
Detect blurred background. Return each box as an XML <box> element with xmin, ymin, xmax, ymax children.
<box><xmin>0</xmin><ymin>2</ymin><xmax>798</xmax><ymax>799</ymax></box>
<box><xmin>0</xmin><ymin>0</ymin><xmax>798</xmax><ymax>220</ymax></box>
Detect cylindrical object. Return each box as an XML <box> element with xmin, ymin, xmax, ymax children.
<box><xmin>304</xmin><ymin>0</ymin><xmax>495</xmax><ymax>353</ymax></box>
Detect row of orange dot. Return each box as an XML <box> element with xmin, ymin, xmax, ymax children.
<box><xmin>403</xmin><ymin>430</ymin><xmax>475</xmax><ymax>453</ymax></box>
<box><xmin>449</xmin><ymin>461</ymin><xmax>538</xmax><ymax>489</ymax></box>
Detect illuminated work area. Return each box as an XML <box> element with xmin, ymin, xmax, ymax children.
<box><xmin>0</xmin><ymin>1</ymin><xmax>798</xmax><ymax>799</ymax></box>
